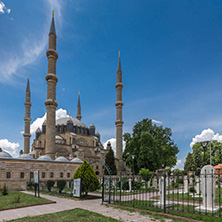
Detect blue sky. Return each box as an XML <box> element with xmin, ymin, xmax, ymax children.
<box><xmin>1</xmin><ymin>0</ymin><xmax>222</xmax><ymax>168</ymax></box>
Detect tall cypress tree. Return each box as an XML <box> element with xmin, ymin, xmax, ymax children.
<box><xmin>104</xmin><ymin>147</ymin><xmax>117</xmax><ymax>175</ymax></box>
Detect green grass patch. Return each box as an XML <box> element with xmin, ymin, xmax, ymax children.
<box><xmin>8</xmin><ymin>208</ymin><xmax>119</xmax><ymax>222</ymax></box>
<box><xmin>0</xmin><ymin>191</ymin><xmax>53</xmax><ymax>210</ymax></box>
<box><xmin>165</xmin><ymin>193</ymin><xmax>202</xmax><ymax>202</ymax></box>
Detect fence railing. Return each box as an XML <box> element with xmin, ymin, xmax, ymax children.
<box><xmin>101</xmin><ymin>170</ymin><xmax>222</xmax><ymax>219</ymax></box>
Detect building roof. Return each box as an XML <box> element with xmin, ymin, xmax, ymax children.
<box><xmin>56</xmin><ymin>117</ymin><xmax>88</xmax><ymax>128</ymax></box>
<box><xmin>71</xmin><ymin>157</ymin><xmax>83</xmax><ymax>163</ymax></box>
<box><xmin>0</xmin><ymin>148</ymin><xmax>12</xmax><ymax>159</ymax></box>
<box><xmin>17</xmin><ymin>154</ymin><xmax>34</xmax><ymax>160</ymax></box>
<box><xmin>55</xmin><ymin>156</ymin><xmax>69</xmax><ymax>162</ymax></box>
<box><xmin>37</xmin><ymin>155</ymin><xmax>53</xmax><ymax>161</ymax></box>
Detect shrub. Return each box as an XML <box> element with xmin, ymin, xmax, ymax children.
<box><xmin>46</xmin><ymin>180</ymin><xmax>55</xmax><ymax>192</ymax></box>
<box><xmin>189</xmin><ymin>187</ymin><xmax>196</xmax><ymax>193</ymax></box>
<box><xmin>27</xmin><ymin>182</ymin><xmax>34</xmax><ymax>190</ymax></box>
<box><xmin>73</xmin><ymin>160</ymin><xmax>100</xmax><ymax>195</ymax></box>
<box><xmin>139</xmin><ymin>168</ymin><xmax>153</xmax><ymax>182</ymax></box>
<box><xmin>121</xmin><ymin>177</ymin><xmax>129</xmax><ymax>190</ymax></box>
<box><xmin>176</xmin><ymin>178</ymin><xmax>183</xmax><ymax>184</ymax></box>
<box><xmin>2</xmin><ymin>184</ymin><xmax>8</xmax><ymax>195</ymax></box>
<box><xmin>173</xmin><ymin>183</ymin><xmax>179</xmax><ymax>189</ymax></box>
<box><xmin>57</xmin><ymin>180</ymin><xmax>66</xmax><ymax>193</ymax></box>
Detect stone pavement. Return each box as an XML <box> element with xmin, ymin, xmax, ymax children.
<box><xmin>0</xmin><ymin>191</ymin><xmax>164</xmax><ymax>222</ymax></box>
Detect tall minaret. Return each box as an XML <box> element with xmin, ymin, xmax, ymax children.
<box><xmin>23</xmin><ymin>75</ymin><xmax>32</xmax><ymax>154</ymax></box>
<box><xmin>45</xmin><ymin>10</ymin><xmax>58</xmax><ymax>159</ymax></box>
<box><xmin>115</xmin><ymin>52</ymin><xmax>124</xmax><ymax>172</ymax></box>
<box><xmin>76</xmin><ymin>91</ymin><xmax>82</xmax><ymax>121</ymax></box>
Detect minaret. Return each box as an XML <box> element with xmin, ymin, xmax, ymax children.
<box><xmin>23</xmin><ymin>75</ymin><xmax>32</xmax><ymax>154</ymax></box>
<box><xmin>115</xmin><ymin>52</ymin><xmax>124</xmax><ymax>172</ymax></box>
<box><xmin>76</xmin><ymin>91</ymin><xmax>82</xmax><ymax>121</ymax></box>
<box><xmin>45</xmin><ymin>10</ymin><xmax>58</xmax><ymax>159</ymax></box>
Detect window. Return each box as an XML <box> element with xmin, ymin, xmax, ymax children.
<box><xmin>50</xmin><ymin>172</ymin><xmax>54</xmax><ymax>178</ymax></box>
<box><xmin>30</xmin><ymin>172</ymin><xmax>34</xmax><ymax>179</ymax></box>
<box><xmin>20</xmin><ymin>172</ymin><xmax>25</xmax><ymax>179</ymax></box>
<box><xmin>60</xmin><ymin>172</ymin><xmax>63</xmax><ymax>178</ymax></box>
<box><xmin>42</xmin><ymin>172</ymin><xmax>46</xmax><ymax>178</ymax></box>
<box><xmin>67</xmin><ymin>172</ymin><xmax>70</xmax><ymax>178</ymax></box>
<box><xmin>6</xmin><ymin>172</ymin><xmax>11</xmax><ymax>179</ymax></box>
<box><xmin>96</xmin><ymin>166</ymin><xmax>99</xmax><ymax>169</ymax></box>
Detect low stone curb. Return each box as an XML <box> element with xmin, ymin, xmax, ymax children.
<box><xmin>0</xmin><ymin>201</ymin><xmax>56</xmax><ymax>212</ymax></box>
<box><xmin>108</xmin><ymin>204</ymin><xmax>201</xmax><ymax>222</ymax></box>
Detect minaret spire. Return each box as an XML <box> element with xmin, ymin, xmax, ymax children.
<box><xmin>115</xmin><ymin>51</ymin><xmax>124</xmax><ymax>172</ymax></box>
<box><xmin>76</xmin><ymin>91</ymin><xmax>82</xmax><ymax>121</ymax></box>
<box><xmin>23</xmin><ymin>74</ymin><xmax>32</xmax><ymax>154</ymax></box>
<box><xmin>45</xmin><ymin>10</ymin><xmax>58</xmax><ymax>159</ymax></box>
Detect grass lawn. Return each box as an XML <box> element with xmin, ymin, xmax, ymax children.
<box><xmin>0</xmin><ymin>191</ymin><xmax>53</xmax><ymax>210</ymax></box>
<box><xmin>8</xmin><ymin>208</ymin><xmax>119</xmax><ymax>222</ymax></box>
<box><xmin>165</xmin><ymin>193</ymin><xmax>202</xmax><ymax>202</ymax></box>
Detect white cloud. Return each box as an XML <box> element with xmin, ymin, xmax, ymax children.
<box><xmin>173</xmin><ymin>159</ymin><xmax>184</xmax><ymax>170</ymax></box>
<box><xmin>0</xmin><ymin>0</ymin><xmax>62</xmax><ymax>83</ymax></box>
<box><xmin>103</xmin><ymin>138</ymin><xmax>126</xmax><ymax>156</ymax></box>
<box><xmin>0</xmin><ymin>1</ymin><xmax>10</xmax><ymax>14</ymax></box>
<box><xmin>0</xmin><ymin>139</ymin><xmax>19</xmax><ymax>157</ymax></box>
<box><xmin>152</xmin><ymin>119</ymin><xmax>162</xmax><ymax>124</ymax></box>
<box><xmin>190</xmin><ymin>128</ymin><xmax>222</xmax><ymax>148</ymax></box>
<box><xmin>30</xmin><ymin>108</ymin><xmax>68</xmax><ymax>134</ymax></box>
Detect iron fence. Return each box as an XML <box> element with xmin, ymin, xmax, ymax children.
<box><xmin>101</xmin><ymin>169</ymin><xmax>222</xmax><ymax>219</ymax></box>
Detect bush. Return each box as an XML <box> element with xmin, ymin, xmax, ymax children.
<box><xmin>173</xmin><ymin>183</ymin><xmax>179</xmax><ymax>189</ymax></box>
<box><xmin>122</xmin><ymin>177</ymin><xmax>129</xmax><ymax>190</ymax></box>
<box><xmin>27</xmin><ymin>182</ymin><xmax>34</xmax><ymax>190</ymax></box>
<box><xmin>57</xmin><ymin>180</ymin><xmax>66</xmax><ymax>193</ymax></box>
<box><xmin>73</xmin><ymin>160</ymin><xmax>100</xmax><ymax>195</ymax></box>
<box><xmin>176</xmin><ymin>178</ymin><xmax>183</xmax><ymax>184</ymax></box>
<box><xmin>139</xmin><ymin>168</ymin><xmax>153</xmax><ymax>182</ymax></box>
<box><xmin>2</xmin><ymin>184</ymin><xmax>8</xmax><ymax>195</ymax></box>
<box><xmin>189</xmin><ymin>187</ymin><xmax>196</xmax><ymax>193</ymax></box>
<box><xmin>14</xmin><ymin>195</ymin><xmax>20</xmax><ymax>203</ymax></box>
<box><xmin>46</xmin><ymin>180</ymin><xmax>55</xmax><ymax>192</ymax></box>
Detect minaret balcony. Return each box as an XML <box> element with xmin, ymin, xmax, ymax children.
<box><xmin>45</xmin><ymin>73</ymin><xmax>58</xmax><ymax>82</ymax></box>
<box><xmin>115</xmin><ymin>83</ymin><xmax>123</xmax><ymax>89</ymax></box>
<box><xmin>115</xmin><ymin>120</ymin><xmax>124</xmax><ymax>125</ymax></box>
<box><xmin>44</xmin><ymin>99</ymin><xmax>58</xmax><ymax>107</ymax></box>
<box><xmin>115</xmin><ymin>101</ymin><xmax>124</xmax><ymax>107</ymax></box>
<box><xmin>46</xmin><ymin>49</ymin><xmax>58</xmax><ymax>59</ymax></box>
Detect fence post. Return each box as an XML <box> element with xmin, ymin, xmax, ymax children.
<box><xmin>120</xmin><ymin>173</ymin><xmax>122</xmax><ymax>203</ymax></box>
<box><xmin>101</xmin><ymin>176</ymin><xmax>104</xmax><ymax>204</ymax></box>
<box><xmin>109</xmin><ymin>176</ymin><xmax>111</xmax><ymax>204</ymax></box>
<box><xmin>164</xmin><ymin>173</ymin><xmax>166</xmax><ymax>213</ymax></box>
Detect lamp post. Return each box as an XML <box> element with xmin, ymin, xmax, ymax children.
<box><xmin>131</xmin><ymin>155</ymin><xmax>135</xmax><ymax>191</ymax></box>
<box><xmin>200</xmin><ymin>141</ymin><xmax>209</xmax><ymax>166</ymax></box>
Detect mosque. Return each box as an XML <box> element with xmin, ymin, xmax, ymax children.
<box><xmin>0</xmin><ymin>11</ymin><xmax>125</xmax><ymax>190</ymax></box>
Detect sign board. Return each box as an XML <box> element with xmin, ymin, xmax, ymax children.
<box><xmin>73</xmin><ymin>178</ymin><xmax>81</xmax><ymax>197</ymax></box>
<box><xmin>34</xmin><ymin>170</ymin><xmax>39</xmax><ymax>183</ymax></box>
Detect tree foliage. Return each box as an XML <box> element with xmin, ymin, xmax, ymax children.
<box><xmin>104</xmin><ymin>147</ymin><xmax>117</xmax><ymax>175</ymax></box>
<box><xmin>139</xmin><ymin>168</ymin><xmax>153</xmax><ymax>182</ymax></box>
<box><xmin>73</xmin><ymin>160</ymin><xmax>100</xmax><ymax>195</ymax></box>
<box><xmin>123</xmin><ymin>118</ymin><xmax>179</xmax><ymax>173</ymax></box>
<box><xmin>184</xmin><ymin>141</ymin><xmax>222</xmax><ymax>175</ymax></box>
<box><xmin>57</xmin><ymin>180</ymin><xmax>66</xmax><ymax>193</ymax></box>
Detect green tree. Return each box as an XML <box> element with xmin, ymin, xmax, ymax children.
<box><xmin>104</xmin><ymin>147</ymin><xmax>117</xmax><ymax>175</ymax></box>
<box><xmin>139</xmin><ymin>168</ymin><xmax>153</xmax><ymax>182</ymax></box>
<box><xmin>184</xmin><ymin>152</ymin><xmax>195</xmax><ymax>174</ymax></box>
<box><xmin>73</xmin><ymin>160</ymin><xmax>99</xmax><ymax>195</ymax></box>
<box><xmin>123</xmin><ymin>118</ymin><xmax>179</xmax><ymax>173</ymax></box>
<box><xmin>57</xmin><ymin>180</ymin><xmax>66</xmax><ymax>193</ymax></box>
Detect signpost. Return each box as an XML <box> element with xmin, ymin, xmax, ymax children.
<box><xmin>73</xmin><ymin>178</ymin><xmax>81</xmax><ymax>198</ymax></box>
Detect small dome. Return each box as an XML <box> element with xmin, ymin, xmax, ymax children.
<box><xmin>29</xmin><ymin>150</ymin><xmax>35</xmax><ymax>155</ymax></box>
<box><xmin>71</xmin><ymin>157</ymin><xmax>83</xmax><ymax>163</ymax></box>
<box><xmin>37</xmin><ymin>155</ymin><xmax>52</xmax><ymax>161</ymax></box>
<box><xmin>55</xmin><ymin>156</ymin><xmax>69</xmax><ymax>162</ymax></box>
<box><xmin>18</xmin><ymin>154</ymin><xmax>34</xmax><ymax>160</ymax></box>
<box><xmin>0</xmin><ymin>148</ymin><xmax>13</xmax><ymax>159</ymax></box>
<box><xmin>55</xmin><ymin>135</ymin><xmax>64</xmax><ymax>140</ymax></box>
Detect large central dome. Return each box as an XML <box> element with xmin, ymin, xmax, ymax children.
<box><xmin>56</xmin><ymin>117</ymin><xmax>88</xmax><ymax>128</ymax></box>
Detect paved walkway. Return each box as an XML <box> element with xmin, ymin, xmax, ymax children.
<box><xmin>0</xmin><ymin>191</ymin><xmax>164</xmax><ymax>222</ymax></box>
